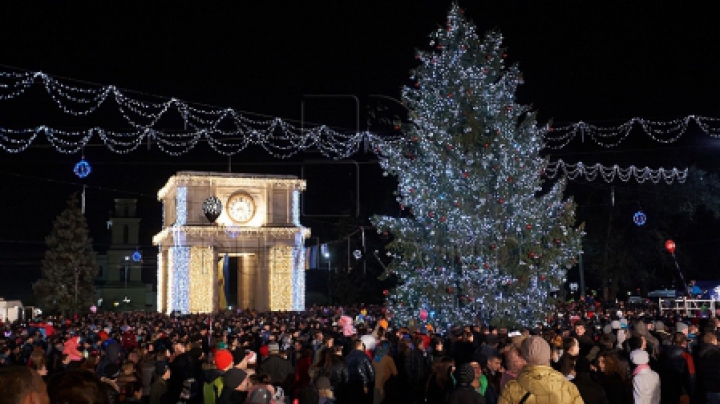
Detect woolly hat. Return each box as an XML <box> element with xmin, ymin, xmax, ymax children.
<box><xmin>676</xmin><ymin>322</ymin><xmax>688</xmax><ymax>333</ymax></box>
<box><xmin>654</xmin><ymin>321</ymin><xmax>666</xmax><ymax>332</ymax></box>
<box><xmin>98</xmin><ymin>330</ymin><xmax>109</xmax><ymax>340</ymax></box>
<box><xmin>246</xmin><ymin>387</ymin><xmax>272</xmax><ymax>404</ymax></box>
<box><xmin>454</xmin><ymin>363</ymin><xmax>475</xmax><ymax>384</ymax></box>
<box><xmin>316</xmin><ymin>376</ymin><xmax>332</xmax><ymax>390</ymax></box>
<box><xmin>214</xmin><ymin>349</ymin><xmax>234</xmax><ymax>371</ymax></box>
<box><xmin>521</xmin><ymin>336</ymin><xmax>551</xmax><ymax>366</ymax></box>
<box><xmin>224</xmin><ymin>368</ymin><xmax>247</xmax><ymax>390</ymax></box>
<box><xmin>603</xmin><ymin>325</ymin><xmax>612</xmax><ymax>335</ymax></box>
<box><xmin>611</xmin><ymin>320</ymin><xmax>621</xmax><ymax>330</ymax></box>
<box><xmin>630</xmin><ymin>349</ymin><xmax>649</xmax><ymax>365</ymax></box>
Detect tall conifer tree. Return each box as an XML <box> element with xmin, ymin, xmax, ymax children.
<box><xmin>372</xmin><ymin>4</ymin><xmax>584</xmax><ymax>327</ymax></box>
<box><xmin>34</xmin><ymin>194</ymin><xmax>98</xmax><ymax>315</ymax></box>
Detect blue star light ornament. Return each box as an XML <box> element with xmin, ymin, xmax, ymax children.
<box><xmin>74</xmin><ymin>158</ymin><xmax>92</xmax><ymax>178</ymax></box>
<box><xmin>633</xmin><ymin>211</ymin><xmax>647</xmax><ymax>226</ymax></box>
<box><xmin>132</xmin><ymin>250</ymin><xmax>142</xmax><ymax>262</ymax></box>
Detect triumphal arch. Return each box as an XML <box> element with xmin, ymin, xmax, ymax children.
<box><xmin>153</xmin><ymin>171</ymin><xmax>309</xmax><ymax>314</ymax></box>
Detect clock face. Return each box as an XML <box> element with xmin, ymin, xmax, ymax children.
<box><xmin>226</xmin><ymin>192</ymin><xmax>256</xmax><ymax>223</ymax></box>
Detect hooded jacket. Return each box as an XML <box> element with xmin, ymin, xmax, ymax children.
<box><xmin>498</xmin><ymin>365</ymin><xmax>583</xmax><ymax>404</ymax></box>
<box><xmin>64</xmin><ymin>336</ymin><xmax>83</xmax><ymax>362</ymax></box>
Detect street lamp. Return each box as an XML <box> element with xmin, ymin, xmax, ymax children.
<box><xmin>124</xmin><ymin>256</ymin><xmax>130</xmax><ymax>289</ymax></box>
<box><xmin>324</xmin><ymin>250</ymin><xmax>332</xmax><ymax>305</ymax></box>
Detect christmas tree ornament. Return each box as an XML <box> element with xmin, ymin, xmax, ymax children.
<box><xmin>633</xmin><ymin>211</ymin><xmax>647</xmax><ymax>226</ymax></box>
<box><xmin>73</xmin><ymin>157</ymin><xmax>92</xmax><ymax>178</ymax></box>
<box><xmin>202</xmin><ymin>196</ymin><xmax>223</xmax><ymax>223</ymax></box>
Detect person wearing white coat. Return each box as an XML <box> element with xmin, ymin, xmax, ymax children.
<box><xmin>630</xmin><ymin>349</ymin><xmax>661</xmax><ymax>404</ymax></box>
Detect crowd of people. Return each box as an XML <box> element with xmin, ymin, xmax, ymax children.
<box><xmin>0</xmin><ymin>301</ymin><xmax>719</xmax><ymax>404</ymax></box>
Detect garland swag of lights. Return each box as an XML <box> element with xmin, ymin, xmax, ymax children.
<box><xmin>544</xmin><ymin>160</ymin><xmax>688</xmax><ymax>184</ymax></box>
<box><xmin>1</xmin><ymin>70</ymin><xmax>720</xmax><ymax>157</ymax></box>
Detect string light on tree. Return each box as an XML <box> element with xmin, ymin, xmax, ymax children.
<box><xmin>371</xmin><ymin>4</ymin><xmax>584</xmax><ymax>328</ymax></box>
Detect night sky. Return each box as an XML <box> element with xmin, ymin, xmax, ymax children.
<box><xmin>2</xmin><ymin>1</ymin><xmax>720</xmax><ymax>300</ymax></box>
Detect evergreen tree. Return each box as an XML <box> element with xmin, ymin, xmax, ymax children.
<box><xmin>371</xmin><ymin>4</ymin><xmax>583</xmax><ymax>328</ymax></box>
<box><xmin>33</xmin><ymin>194</ymin><xmax>98</xmax><ymax>315</ymax></box>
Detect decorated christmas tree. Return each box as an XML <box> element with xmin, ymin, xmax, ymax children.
<box><xmin>33</xmin><ymin>194</ymin><xmax>99</xmax><ymax>315</ymax></box>
<box><xmin>372</xmin><ymin>4</ymin><xmax>583</xmax><ymax>328</ymax></box>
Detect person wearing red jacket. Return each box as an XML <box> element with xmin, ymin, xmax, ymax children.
<box><xmin>63</xmin><ymin>335</ymin><xmax>83</xmax><ymax>366</ymax></box>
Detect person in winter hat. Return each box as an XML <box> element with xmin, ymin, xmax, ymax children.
<box><xmin>499</xmin><ymin>336</ymin><xmax>583</xmax><ymax>404</ymax></box>
<box><xmin>630</xmin><ymin>349</ymin><xmax>660</xmax><ymax>404</ymax></box>
<box><xmin>447</xmin><ymin>363</ymin><xmax>485</xmax><ymax>404</ymax></box>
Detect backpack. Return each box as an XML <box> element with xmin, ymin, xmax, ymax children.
<box><xmin>203</xmin><ymin>377</ymin><xmax>224</xmax><ymax>404</ymax></box>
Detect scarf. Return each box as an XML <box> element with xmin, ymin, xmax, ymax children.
<box><xmin>633</xmin><ymin>364</ymin><xmax>650</xmax><ymax>376</ymax></box>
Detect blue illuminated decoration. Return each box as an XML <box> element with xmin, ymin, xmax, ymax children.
<box><xmin>633</xmin><ymin>211</ymin><xmax>647</xmax><ymax>226</ymax></box>
<box><xmin>132</xmin><ymin>250</ymin><xmax>142</xmax><ymax>262</ymax></box>
<box><xmin>73</xmin><ymin>158</ymin><xmax>92</xmax><ymax>178</ymax></box>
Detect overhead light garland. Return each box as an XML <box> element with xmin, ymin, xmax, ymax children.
<box><xmin>543</xmin><ymin>115</ymin><xmax>720</xmax><ymax>149</ymax></box>
<box><xmin>544</xmin><ymin>160</ymin><xmax>688</xmax><ymax>184</ymax></box>
<box><xmin>1</xmin><ymin>70</ymin><xmax>719</xmax><ymax>157</ymax></box>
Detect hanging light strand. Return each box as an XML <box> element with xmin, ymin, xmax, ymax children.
<box><xmin>1</xmin><ymin>69</ymin><xmax>719</xmax><ymax>156</ymax></box>
<box><xmin>544</xmin><ymin>160</ymin><xmax>688</xmax><ymax>184</ymax></box>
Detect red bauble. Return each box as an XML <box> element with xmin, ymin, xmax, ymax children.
<box><xmin>484</xmin><ymin>143</ymin><xmax>490</xmax><ymax>148</ymax></box>
<box><xmin>415</xmin><ymin>55</ymin><xmax>421</xmax><ymax>60</ymax></box>
<box><xmin>415</xmin><ymin>82</ymin><xmax>420</xmax><ymax>88</ymax></box>
<box><xmin>498</xmin><ymin>198</ymin><xmax>504</xmax><ymax>204</ymax></box>
<box><xmin>447</xmin><ymin>144</ymin><xmax>454</xmax><ymax>150</ymax></box>
<box><xmin>446</xmin><ymin>287</ymin><xmax>454</xmax><ymax>294</ymax></box>
<box><xmin>394</xmin><ymin>125</ymin><xmax>401</xmax><ymax>131</ymax></box>
<box><xmin>412</xmin><ymin>136</ymin><xmax>419</xmax><ymax>142</ymax></box>
<box><xmin>484</xmin><ymin>263</ymin><xmax>490</xmax><ymax>269</ymax></box>
<box><xmin>448</xmin><ymin>92</ymin><xmax>453</xmax><ymax>98</ymax></box>
<box><xmin>526</xmin><ymin>224</ymin><xmax>532</xmax><ymax>230</ymax></box>
<box><xmin>382</xmin><ymin>289</ymin><xmax>389</xmax><ymax>296</ymax></box>
<box><xmin>540</xmin><ymin>275</ymin><xmax>546</xmax><ymax>281</ymax></box>
<box><xmin>528</xmin><ymin>252</ymin><xmax>535</xmax><ymax>259</ymax></box>
<box><xmin>428</xmin><ymin>212</ymin><xmax>434</xmax><ymax>218</ymax></box>
<box><xmin>466</xmin><ymin>89</ymin><xmax>472</xmax><ymax>95</ymax></box>
<box><xmin>665</xmin><ymin>240</ymin><xmax>676</xmax><ymax>254</ymax></box>
<box><xmin>554</xmin><ymin>238</ymin><xmax>561</xmax><ymax>244</ymax></box>
<box><xmin>502</xmin><ymin>53</ymin><xmax>508</xmax><ymax>59</ymax></box>
<box><xmin>454</xmin><ymin>201</ymin><xmax>461</xmax><ymax>207</ymax></box>
<box><xmin>482</xmin><ymin>68</ymin><xmax>488</xmax><ymax>74</ymax></box>
<box><xmin>486</xmin><ymin>54</ymin><xmax>492</xmax><ymax>60</ymax></box>
<box><xmin>436</xmin><ymin>44</ymin><xmax>443</xmax><ymax>50</ymax></box>
<box><xmin>490</xmin><ymin>243</ymin><xmax>497</xmax><ymax>250</ymax></box>
<box><xmin>461</xmin><ymin>45</ymin><xmax>467</xmax><ymax>51</ymax></box>
<box><xmin>400</xmin><ymin>204</ymin><xmax>405</xmax><ymax>210</ymax></box>
<box><xmin>462</xmin><ymin>171</ymin><xmax>470</xmax><ymax>178</ymax></box>
<box><xmin>508</xmin><ymin>177</ymin><xmax>513</xmax><ymax>182</ymax></box>
<box><xmin>440</xmin><ymin>216</ymin><xmax>447</xmax><ymax>222</ymax></box>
